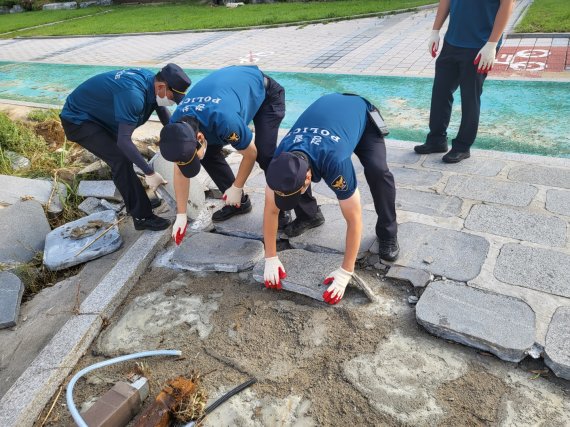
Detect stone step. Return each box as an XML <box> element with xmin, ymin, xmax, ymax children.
<box><xmin>544</xmin><ymin>307</ymin><xmax>570</xmax><ymax>380</ymax></box>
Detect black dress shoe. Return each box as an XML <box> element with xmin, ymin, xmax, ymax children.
<box><xmin>133</xmin><ymin>214</ymin><xmax>171</xmax><ymax>231</ymax></box>
<box><xmin>278</xmin><ymin>210</ymin><xmax>293</xmax><ymax>230</ymax></box>
<box><xmin>378</xmin><ymin>236</ymin><xmax>400</xmax><ymax>262</ymax></box>
<box><xmin>414</xmin><ymin>142</ymin><xmax>448</xmax><ymax>154</ymax></box>
<box><xmin>283</xmin><ymin>208</ymin><xmax>325</xmax><ymax>238</ymax></box>
<box><xmin>442</xmin><ymin>149</ymin><xmax>471</xmax><ymax>163</ymax></box>
<box><xmin>212</xmin><ymin>194</ymin><xmax>252</xmax><ymax>222</ymax></box>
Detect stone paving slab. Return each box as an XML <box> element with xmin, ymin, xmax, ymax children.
<box><xmin>288</xmin><ymin>204</ymin><xmax>377</xmax><ymax>258</ymax></box>
<box><xmin>395</xmin><ymin>188</ymin><xmax>462</xmax><ymax>218</ymax></box>
<box><xmin>508</xmin><ymin>164</ymin><xmax>570</xmax><ymax>189</ymax></box>
<box><xmin>43</xmin><ymin>210</ymin><xmax>122</xmax><ymax>271</ymax></box>
<box><xmin>444</xmin><ymin>175</ymin><xmax>537</xmax><ymax>207</ymax></box>
<box><xmin>0</xmin><ymin>175</ymin><xmax>66</xmax><ymax>214</ymax></box>
<box><xmin>214</xmin><ymin>191</ymin><xmax>265</xmax><ymax>241</ymax></box>
<box><xmin>545</xmin><ymin>189</ymin><xmax>570</xmax><ymax>217</ymax></box>
<box><xmin>391</xmin><ymin>222</ymin><xmax>489</xmax><ymax>282</ymax></box>
<box><xmin>252</xmin><ymin>249</ymin><xmax>365</xmax><ymax>302</ymax></box>
<box><xmin>495</xmin><ymin>243</ymin><xmax>570</xmax><ymax>299</ymax></box>
<box><xmin>422</xmin><ymin>156</ymin><xmax>506</xmax><ymax>176</ymax></box>
<box><xmin>77</xmin><ymin>180</ymin><xmax>122</xmax><ymax>202</ymax></box>
<box><xmin>172</xmin><ymin>232</ymin><xmax>264</xmax><ymax>272</ymax></box>
<box><xmin>78</xmin><ymin>196</ymin><xmax>108</xmax><ymax>215</ymax></box>
<box><xmin>465</xmin><ymin>204</ymin><xmax>567</xmax><ymax>247</ymax></box>
<box><xmin>386</xmin><ymin>265</ymin><xmax>432</xmax><ymax>288</ymax></box>
<box><xmin>0</xmin><ymin>272</ymin><xmax>24</xmax><ymax>329</ymax></box>
<box><xmin>386</xmin><ymin>147</ymin><xmax>422</xmax><ymax>165</ymax></box>
<box><xmin>544</xmin><ymin>307</ymin><xmax>570</xmax><ymax>380</ymax></box>
<box><xmin>390</xmin><ymin>166</ymin><xmax>442</xmax><ymax>188</ymax></box>
<box><xmin>416</xmin><ymin>280</ymin><xmax>536</xmax><ymax>363</ymax></box>
<box><xmin>0</xmin><ymin>200</ymin><xmax>50</xmax><ymax>266</ymax></box>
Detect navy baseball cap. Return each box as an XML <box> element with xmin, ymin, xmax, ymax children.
<box><xmin>160</xmin><ymin>122</ymin><xmax>201</xmax><ymax>178</ymax></box>
<box><xmin>161</xmin><ymin>63</ymin><xmax>191</xmax><ymax>104</ymax></box>
<box><xmin>266</xmin><ymin>152</ymin><xmax>309</xmax><ymax>211</ymax></box>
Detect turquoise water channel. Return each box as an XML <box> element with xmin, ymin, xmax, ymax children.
<box><xmin>1</xmin><ymin>61</ymin><xmax>569</xmax><ymax>158</ymax></box>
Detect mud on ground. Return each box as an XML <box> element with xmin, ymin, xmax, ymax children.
<box><xmin>37</xmin><ymin>267</ymin><xmax>570</xmax><ymax>426</ymax></box>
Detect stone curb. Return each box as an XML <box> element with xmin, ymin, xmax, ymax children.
<box><xmin>0</xmin><ymin>228</ymin><xmax>170</xmax><ymax>427</ymax></box>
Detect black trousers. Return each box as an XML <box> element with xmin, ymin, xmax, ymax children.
<box><xmin>61</xmin><ymin>118</ymin><xmax>153</xmax><ymax>219</ymax></box>
<box><xmin>426</xmin><ymin>41</ymin><xmax>488</xmax><ymax>152</ymax></box>
<box><xmin>294</xmin><ymin>119</ymin><xmax>398</xmax><ymax>240</ymax></box>
<box><xmin>199</xmin><ymin>75</ymin><xmax>286</xmax><ymax>194</ymax></box>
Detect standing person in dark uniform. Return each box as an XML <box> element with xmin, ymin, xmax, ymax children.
<box><xmin>262</xmin><ymin>93</ymin><xmax>399</xmax><ymax>305</ymax></box>
<box><xmin>414</xmin><ymin>0</ymin><xmax>514</xmax><ymax>163</ymax></box>
<box><xmin>158</xmin><ymin>65</ymin><xmax>287</xmax><ymax>244</ymax></box>
<box><xmin>60</xmin><ymin>64</ymin><xmax>191</xmax><ymax>230</ymax></box>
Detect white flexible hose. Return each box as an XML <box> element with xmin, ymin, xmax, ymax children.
<box><xmin>66</xmin><ymin>349</ymin><xmax>182</xmax><ymax>427</ymax></box>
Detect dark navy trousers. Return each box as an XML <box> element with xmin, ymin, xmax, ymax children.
<box><xmin>426</xmin><ymin>41</ymin><xmax>488</xmax><ymax>152</ymax></box>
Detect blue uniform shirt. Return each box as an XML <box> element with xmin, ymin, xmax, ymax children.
<box><xmin>445</xmin><ymin>0</ymin><xmax>502</xmax><ymax>49</ymax></box>
<box><xmin>275</xmin><ymin>93</ymin><xmax>369</xmax><ymax>200</ymax></box>
<box><xmin>60</xmin><ymin>68</ymin><xmax>157</xmax><ymax>135</ymax></box>
<box><xmin>170</xmin><ymin>65</ymin><xmax>266</xmax><ymax>151</ymax></box>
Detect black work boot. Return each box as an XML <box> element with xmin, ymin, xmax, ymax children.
<box><xmin>442</xmin><ymin>149</ymin><xmax>470</xmax><ymax>163</ymax></box>
<box><xmin>278</xmin><ymin>210</ymin><xmax>293</xmax><ymax>230</ymax></box>
<box><xmin>414</xmin><ymin>142</ymin><xmax>448</xmax><ymax>154</ymax></box>
<box><xmin>133</xmin><ymin>214</ymin><xmax>171</xmax><ymax>231</ymax></box>
<box><xmin>378</xmin><ymin>236</ymin><xmax>400</xmax><ymax>262</ymax></box>
<box><xmin>212</xmin><ymin>194</ymin><xmax>252</xmax><ymax>222</ymax></box>
<box><xmin>283</xmin><ymin>207</ymin><xmax>325</xmax><ymax>238</ymax></box>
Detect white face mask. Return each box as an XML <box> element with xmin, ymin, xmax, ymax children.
<box><xmin>156</xmin><ymin>94</ymin><xmax>176</xmax><ymax>107</ymax></box>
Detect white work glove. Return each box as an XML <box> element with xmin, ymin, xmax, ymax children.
<box><xmin>145</xmin><ymin>172</ymin><xmax>167</xmax><ymax>191</ymax></box>
<box><xmin>428</xmin><ymin>30</ymin><xmax>440</xmax><ymax>58</ymax></box>
<box><xmin>322</xmin><ymin>267</ymin><xmax>353</xmax><ymax>305</ymax></box>
<box><xmin>223</xmin><ymin>184</ymin><xmax>243</xmax><ymax>206</ymax></box>
<box><xmin>172</xmin><ymin>213</ymin><xmax>188</xmax><ymax>245</ymax></box>
<box><xmin>474</xmin><ymin>41</ymin><xmax>498</xmax><ymax>73</ymax></box>
<box><xmin>264</xmin><ymin>256</ymin><xmax>286</xmax><ymax>290</ymax></box>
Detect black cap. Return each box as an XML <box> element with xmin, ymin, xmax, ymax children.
<box><xmin>161</xmin><ymin>63</ymin><xmax>191</xmax><ymax>104</ymax></box>
<box><xmin>266</xmin><ymin>152</ymin><xmax>309</xmax><ymax>211</ymax></box>
<box><xmin>160</xmin><ymin>122</ymin><xmax>201</xmax><ymax>178</ymax></box>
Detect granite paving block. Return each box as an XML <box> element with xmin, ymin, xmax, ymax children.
<box><xmin>153</xmin><ymin>153</ymin><xmax>206</xmax><ymax>220</ymax></box>
<box><xmin>382</xmin><ymin>222</ymin><xmax>489</xmax><ymax>282</ymax></box>
<box><xmin>386</xmin><ymin>147</ymin><xmax>421</xmax><ymax>165</ymax></box>
<box><xmin>466</xmin><ymin>204</ymin><xmax>567</xmax><ymax>246</ymax></box>
<box><xmin>391</xmin><ymin>167</ymin><xmax>442</xmax><ymax>187</ymax></box>
<box><xmin>422</xmin><ymin>156</ymin><xmax>505</xmax><ymax>176</ymax></box>
<box><xmin>0</xmin><ymin>272</ymin><xmax>24</xmax><ymax>329</ymax></box>
<box><xmin>288</xmin><ymin>204</ymin><xmax>377</xmax><ymax>258</ymax></box>
<box><xmin>546</xmin><ymin>189</ymin><xmax>570</xmax><ymax>216</ymax></box>
<box><xmin>78</xmin><ymin>197</ymin><xmax>107</xmax><ymax>215</ymax></box>
<box><xmin>386</xmin><ymin>265</ymin><xmax>432</xmax><ymax>288</ymax></box>
<box><xmin>77</xmin><ymin>180</ymin><xmax>122</xmax><ymax>202</ymax></box>
<box><xmin>172</xmin><ymin>232</ymin><xmax>264</xmax><ymax>272</ymax></box>
<box><xmin>395</xmin><ymin>188</ymin><xmax>462</xmax><ymax>217</ymax></box>
<box><xmin>416</xmin><ymin>280</ymin><xmax>536</xmax><ymax>362</ymax></box>
<box><xmin>544</xmin><ymin>307</ymin><xmax>570</xmax><ymax>380</ymax></box>
<box><xmin>495</xmin><ymin>244</ymin><xmax>570</xmax><ymax>298</ymax></box>
<box><xmin>252</xmin><ymin>249</ymin><xmax>366</xmax><ymax>302</ymax></box>
<box><xmin>43</xmin><ymin>210</ymin><xmax>122</xmax><ymax>271</ymax></box>
<box><xmin>0</xmin><ymin>175</ymin><xmax>66</xmax><ymax>214</ymax></box>
<box><xmin>0</xmin><ymin>200</ymin><xmax>50</xmax><ymax>265</ymax></box>
<box><xmin>214</xmin><ymin>192</ymin><xmax>265</xmax><ymax>240</ymax></box>
<box><xmin>444</xmin><ymin>175</ymin><xmax>537</xmax><ymax>206</ymax></box>
<box><xmin>509</xmin><ymin>165</ymin><xmax>570</xmax><ymax>189</ymax></box>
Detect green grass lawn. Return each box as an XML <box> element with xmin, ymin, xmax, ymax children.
<box><xmin>0</xmin><ymin>7</ymin><xmax>104</xmax><ymax>34</ymax></box>
<box><xmin>0</xmin><ymin>0</ymin><xmax>435</xmax><ymax>38</ymax></box>
<box><xmin>515</xmin><ymin>0</ymin><xmax>570</xmax><ymax>33</ymax></box>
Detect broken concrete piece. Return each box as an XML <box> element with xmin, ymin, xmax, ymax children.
<box><xmin>416</xmin><ymin>280</ymin><xmax>535</xmax><ymax>362</ymax></box>
<box><xmin>77</xmin><ymin>180</ymin><xmax>122</xmax><ymax>202</ymax></box>
<box><xmin>544</xmin><ymin>307</ymin><xmax>570</xmax><ymax>380</ymax></box>
<box><xmin>0</xmin><ymin>175</ymin><xmax>66</xmax><ymax>214</ymax></box>
<box><xmin>4</xmin><ymin>151</ymin><xmax>30</xmax><ymax>170</ymax></box>
<box><xmin>42</xmin><ymin>2</ymin><xmax>77</xmax><ymax>10</ymax></box>
<box><xmin>386</xmin><ymin>265</ymin><xmax>432</xmax><ymax>288</ymax></box>
<box><xmin>78</xmin><ymin>160</ymin><xmax>109</xmax><ymax>177</ymax></box>
<box><xmin>252</xmin><ymin>249</ymin><xmax>369</xmax><ymax>302</ymax></box>
<box><xmin>78</xmin><ymin>197</ymin><xmax>108</xmax><ymax>215</ymax></box>
<box><xmin>172</xmin><ymin>232</ymin><xmax>263</xmax><ymax>272</ymax></box>
<box><xmin>0</xmin><ymin>272</ymin><xmax>24</xmax><ymax>329</ymax></box>
<box><xmin>43</xmin><ymin>210</ymin><xmax>122</xmax><ymax>271</ymax></box>
<box><xmin>0</xmin><ymin>200</ymin><xmax>50</xmax><ymax>265</ymax></box>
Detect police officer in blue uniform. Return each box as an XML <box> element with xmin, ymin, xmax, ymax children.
<box><xmin>415</xmin><ymin>0</ymin><xmax>514</xmax><ymax>163</ymax></box>
<box><xmin>159</xmin><ymin>65</ymin><xmax>287</xmax><ymax>244</ymax></box>
<box><xmin>262</xmin><ymin>93</ymin><xmax>399</xmax><ymax>305</ymax></box>
<box><xmin>60</xmin><ymin>64</ymin><xmax>191</xmax><ymax>230</ymax></box>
